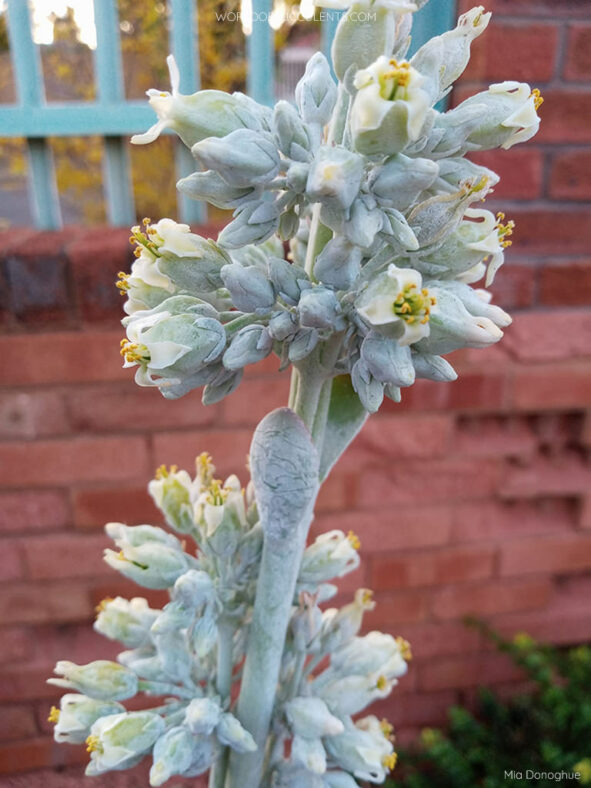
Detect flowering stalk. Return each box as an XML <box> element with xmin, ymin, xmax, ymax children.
<box><xmin>47</xmin><ymin>3</ymin><xmax>542</xmax><ymax>786</ymax></box>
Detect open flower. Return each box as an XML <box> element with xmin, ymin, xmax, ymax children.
<box><xmin>325</xmin><ymin>717</ymin><xmax>395</xmax><ymax>781</ymax></box>
<box><xmin>48</xmin><ymin>661</ymin><xmax>138</xmax><ymax>701</ymax></box>
<box><xmin>356</xmin><ymin>264</ymin><xmax>435</xmax><ymax>346</ymax></box>
<box><xmin>85</xmin><ymin>711</ymin><xmax>165</xmax><ymax>776</ymax></box>
<box><xmin>49</xmin><ymin>694</ymin><xmax>125</xmax><ymax>744</ymax></box>
<box><xmin>351</xmin><ymin>56</ymin><xmax>431</xmax><ymax>155</ymax></box>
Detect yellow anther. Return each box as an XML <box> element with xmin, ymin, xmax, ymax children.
<box><xmin>361</xmin><ymin>589</ymin><xmax>374</xmax><ymax>607</ymax></box>
<box><xmin>496</xmin><ymin>212</ymin><xmax>515</xmax><ymax>249</ymax></box>
<box><xmin>86</xmin><ymin>734</ymin><xmax>103</xmax><ymax>754</ymax></box>
<box><xmin>116</xmin><ymin>271</ymin><xmax>130</xmax><ymax>293</ymax></box>
<box><xmin>120</xmin><ymin>340</ymin><xmax>149</xmax><ymax>365</ymax></box>
<box><xmin>142</xmin><ymin>217</ymin><xmax>151</xmax><ymax>226</ymax></box>
<box><xmin>347</xmin><ymin>530</ymin><xmax>361</xmax><ymax>550</ymax></box>
<box><xmin>393</xmin><ymin>284</ymin><xmax>433</xmax><ymax>325</ymax></box>
<box><xmin>531</xmin><ymin>88</ymin><xmax>544</xmax><ymax>110</ymax></box>
<box><xmin>95</xmin><ymin>597</ymin><xmax>114</xmax><ymax>615</ymax></box>
<box><xmin>396</xmin><ymin>636</ymin><xmax>413</xmax><ymax>661</ymax></box>
<box><xmin>376</xmin><ymin>675</ymin><xmax>389</xmax><ymax>691</ymax></box>
<box><xmin>380</xmin><ymin>718</ymin><xmax>395</xmax><ymax>740</ymax></box>
<box><xmin>207</xmin><ymin>479</ymin><xmax>228</xmax><ymax>506</ymax></box>
<box><xmin>155</xmin><ymin>464</ymin><xmax>177</xmax><ymax>480</ymax></box>
<box><xmin>48</xmin><ymin>706</ymin><xmax>60</xmax><ymax>724</ymax></box>
<box><xmin>383</xmin><ymin>752</ymin><xmax>398</xmax><ymax>771</ymax></box>
<box><xmin>117</xmin><ymin>550</ymin><xmax>127</xmax><ymax>561</ymax></box>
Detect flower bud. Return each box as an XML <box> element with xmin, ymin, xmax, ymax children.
<box><xmin>216</xmin><ymin>712</ymin><xmax>257</xmax><ymax>753</ymax></box>
<box><xmin>290</xmin><ymin>591</ymin><xmax>323</xmax><ymax>651</ymax></box>
<box><xmin>412</xmin><ymin>353</ymin><xmax>457</xmax><ymax>382</ymax></box>
<box><xmin>331</xmin><ymin>4</ymin><xmax>397</xmax><ymax>83</ymax></box>
<box><xmin>292</xmin><ymin>734</ymin><xmax>327</xmax><ymax>774</ymax></box>
<box><xmin>149</xmin><ymin>726</ymin><xmax>197</xmax><ymax>786</ymax></box>
<box><xmin>48</xmin><ymin>661</ymin><xmax>138</xmax><ymax>701</ymax></box>
<box><xmin>331</xmin><ymin>631</ymin><xmax>410</xmax><ymax>680</ymax></box>
<box><xmin>306</xmin><ymin>146</ymin><xmax>364</xmax><ymax>212</ymax></box>
<box><xmin>49</xmin><ymin>694</ymin><xmax>125</xmax><ymax>744</ymax></box>
<box><xmin>314</xmin><ymin>238</ymin><xmax>362</xmax><ymax>291</ymax></box>
<box><xmin>104</xmin><ymin>540</ymin><xmax>194</xmax><ymax>590</ymax></box>
<box><xmin>268</xmin><ymin>257</ymin><xmax>309</xmax><ymax>306</ymax></box>
<box><xmin>177</xmin><ymin>170</ymin><xmax>257</xmax><ymax>210</ymax></box>
<box><xmin>298</xmin><ymin>286</ymin><xmax>345</xmax><ymax>331</ymax></box>
<box><xmin>370</xmin><ymin>154</ymin><xmax>438</xmax><ymax>212</ymax></box>
<box><xmin>218</xmin><ymin>200</ymin><xmax>280</xmax><ymax>249</ymax></box>
<box><xmin>318</xmin><ymin>673</ymin><xmax>392</xmax><ymax>717</ymax></box>
<box><xmin>351</xmin><ymin>56</ymin><xmax>431</xmax><ymax>156</ymax></box>
<box><xmin>273</xmin><ymin>100</ymin><xmax>311</xmax><ymax>162</ymax></box>
<box><xmin>184</xmin><ymin>697</ymin><xmax>222</xmax><ymax>735</ymax></box>
<box><xmin>295</xmin><ymin>52</ymin><xmax>337</xmax><ymax>126</ymax></box>
<box><xmin>351</xmin><ymin>359</ymin><xmax>384</xmax><ymax>413</ymax></box>
<box><xmin>94</xmin><ymin>596</ymin><xmax>158</xmax><ymax>648</ymax></box>
<box><xmin>221</xmin><ymin>262</ymin><xmax>276</xmax><ymax>313</ymax></box>
<box><xmin>148</xmin><ymin>466</ymin><xmax>196</xmax><ymax>535</ymax></box>
<box><xmin>223</xmin><ymin>324</ymin><xmax>273</xmax><ymax>370</ymax></box>
<box><xmin>285</xmin><ymin>697</ymin><xmax>344</xmax><ymax>739</ymax></box>
<box><xmin>360</xmin><ymin>331</ymin><xmax>415</xmax><ymax>387</ymax></box>
<box><xmin>85</xmin><ymin>711</ymin><xmax>165</xmax><ymax>776</ymax></box>
<box><xmin>131</xmin><ymin>55</ymin><xmax>269</xmax><ymax>149</ymax></box>
<box><xmin>192</xmin><ymin>129</ymin><xmax>280</xmax><ymax>188</ymax></box>
<box><xmin>172</xmin><ymin>569</ymin><xmax>216</xmax><ymax>608</ymax></box>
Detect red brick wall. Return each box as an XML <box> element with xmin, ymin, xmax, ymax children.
<box><xmin>1</xmin><ymin>2</ymin><xmax>591</xmax><ymax>781</ymax></box>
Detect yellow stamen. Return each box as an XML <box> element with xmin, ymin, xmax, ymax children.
<box><xmin>376</xmin><ymin>675</ymin><xmax>389</xmax><ymax>691</ymax></box>
<box><xmin>531</xmin><ymin>88</ymin><xmax>544</xmax><ymax>110</ymax></box>
<box><xmin>380</xmin><ymin>718</ymin><xmax>395</xmax><ymax>741</ymax></box>
<box><xmin>347</xmin><ymin>530</ymin><xmax>361</xmax><ymax>550</ymax></box>
<box><xmin>48</xmin><ymin>706</ymin><xmax>60</xmax><ymax>724</ymax></box>
<box><xmin>393</xmin><ymin>284</ymin><xmax>433</xmax><ymax>326</ymax></box>
<box><xmin>396</xmin><ymin>636</ymin><xmax>413</xmax><ymax>661</ymax></box>
<box><xmin>496</xmin><ymin>211</ymin><xmax>515</xmax><ymax>249</ymax></box>
<box><xmin>383</xmin><ymin>752</ymin><xmax>398</xmax><ymax>771</ymax></box>
<box><xmin>120</xmin><ymin>340</ymin><xmax>149</xmax><ymax>365</ymax></box>
<box><xmin>155</xmin><ymin>464</ymin><xmax>177</xmax><ymax>480</ymax></box>
<box><xmin>86</xmin><ymin>734</ymin><xmax>103</xmax><ymax>754</ymax></box>
<box><xmin>117</xmin><ymin>550</ymin><xmax>127</xmax><ymax>561</ymax></box>
<box><xmin>116</xmin><ymin>271</ymin><xmax>130</xmax><ymax>293</ymax></box>
<box><xmin>142</xmin><ymin>217</ymin><xmax>152</xmax><ymax>226</ymax></box>
<box><xmin>95</xmin><ymin>597</ymin><xmax>114</xmax><ymax>615</ymax></box>
<box><xmin>206</xmin><ymin>479</ymin><xmax>228</xmax><ymax>507</ymax></box>
<box><xmin>360</xmin><ymin>589</ymin><xmax>374</xmax><ymax>608</ymax></box>
<box><xmin>196</xmin><ymin>452</ymin><xmax>215</xmax><ymax>485</ymax></box>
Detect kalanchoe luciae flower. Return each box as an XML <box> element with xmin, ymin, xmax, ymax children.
<box><xmin>48</xmin><ymin>661</ymin><xmax>138</xmax><ymax>701</ymax></box>
<box><xmin>48</xmin><ymin>695</ymin><xmax>125</xmax><ymax>744</ymax></box>
<box><xmin>356</xmin><ymin>264</ymin><xmax>436</xmax><ymax>346</ymax></box>
<box><xmin>85</xmin><ymin>711</ymin><xmax>165</xmax><ymax>776</ymax></box>
<box><xmin>94</xmin><ymin>596</ymin><xmax>159</xmax><ymax>648</ymax></box>
<box><xmin>351</xmin><ymin>56</ymin><xmax>431</xmax><ymax>156</ymax></box>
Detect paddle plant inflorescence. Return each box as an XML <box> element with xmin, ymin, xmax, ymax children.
<box><xmin>48</xmin><ymin>2</ymin><xmax>541</xmax><ymax>785</ymax></box>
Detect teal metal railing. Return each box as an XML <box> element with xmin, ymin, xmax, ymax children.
<box><xmin>0</xmin><ymin>0</ymin><xmax>454</xmax><ymax>230</ymax></box>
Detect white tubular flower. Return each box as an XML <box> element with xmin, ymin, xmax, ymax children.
<box><xmin>325</xmin><ymin>718</ymin><xmax>395</xmax><ymax>782</ymax></box>
<box><xmin>184</xmin><ymin>697</ymin><xmax>222</xmax><ymax>735</ymax></box>
<box><xmin>48</xmin><ymin>695</ymin><xmax>125</xmax><ymax>744</ymax></box>
<box><xmin>149</xmin><ymin>464</ymin><xmax>197</xmax><ymax>535</ymax></box>
<box><xmin>299</xmin><ymin>530</ymin><xmax>361</xmax><ymax>585</ymax></box>
<box><xmin>322</xmin><ymin>589</ymin><xmax>376</xmax><ymax>650</ymax></box>
<box><xmin>285</xmin><ymin>697</ymin><xmax>344</xmax><ymax>739</ymax></box>
<box><xmin>85</xmin><ymin>711</ymin><xmax>165</xmax><ymax>776</ymax></box>
<box><xmin>331</xmin><ymin>632</ymin><xmax>411</xmax><ymax>681</ymax></box>
<box><xmin>47</xmin><ymin>661</ymin><xmax>138</xmax><ymax>701</ymax></box>
<box><xmin>351</xmin><ymin>56</ymin><xmax>431</xmax><ymax>156</ymax></box>
<box><xmin>131</xmin><ymin>56</ymin><xmax>266</xmax><ymax>149</ymax></box>
<box><xmin>216</xmin><ymin>713</ymin><xmax>257</xmax><ymax>753</ymax></box>
<box><xmin>460</xmin><ymin>208</ymin><xmax>515</xmax><ymax>285</ymax></box>
<box><xmin>356</xmin><ymin>264</ymin><xmax>436</xmax><ymax>346</ymax></box>
<box><xmin>292</xmin><ymin>734</ymin><xmax>327</xmax><ymax>774</ymax></box>
<box><xmin>317</xmin><ymin>673</ymin><xmax>393</xmax><ymax>717</ymax></box>
<box><xmin>195</xmin><ymin>475</ymin><xmax>247</xmax><ymax>537</ymax></box>
<box><xmin>94</xmin><ymin>596</ymin><xmax>159</xmax><ymax>649</ymax></box>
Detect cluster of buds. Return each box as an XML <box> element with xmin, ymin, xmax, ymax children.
<box><xmin>48</xmin><ymin>450</ymin><xmax>409</xmax><ymax>785</ymax></box>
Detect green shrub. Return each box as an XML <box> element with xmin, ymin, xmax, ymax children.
<box><xmin>392</xmin><ymin>623</ymin><xmax>591</xmax><ymax>788</ymax></box>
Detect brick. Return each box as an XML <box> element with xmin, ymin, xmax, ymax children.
<box><xmin>505</xmin><ymin>209</ymin><xmax>591</xmax><ymax>256</ymax></box>
<box><xmin>312</xmin><ymin>505</ymin><xmax>452</xmax><ymax>552</ymax></box>
<box><xmin>222</xmin><ymin>375</ymin><xmax>291</xmax><ymax>426</ymax></box>
<box><xmin>0</xmin><ymin>331</ymin><xmax>127</xmax><ymax>386</ymax></box>
<box><xmin>489</xmin><ymin>263</ymin><xmax>536</xmax><ymax>310</ymax></box>
<box><xmin>67</xmin><ymin>227</ymin><xmax>133</xmax><ymax>322</ymax></box>
<box><xmin>362</xmin><ymin>589</ymin><xmax>430</xmax><ymax>629</ymax></box>
<box><xmin>0</xmin><ymin>436</ymin><xmax>149</xmax><ymax>487</ymax></box>
<box><xmin>419</xmin><ymin>651</ymin><xmax>523</xmax><ymax>692</ymax></box>
<box><xmin>23</xmin><ymin>534</ymin><xmax>109</xmax><ymax>580</ymax></box>
<box><xmin>500</xmin><ymin>534</ymin><xmax>591</xmax><ymax>575</ymax></box>
<box><xmin>0</xmin><ymin>540</ymin><xmax>23</xmax><ymax>582</ymax></box>
<box><xmin>373</xmin><ymin>689</ymin><xmax>456</xmax><ymax>729</ymax></box>
<box><xmin>0</xmin><ymin>490</ymin><xmax>70</xmax><ymax>534</ymax></box>
<box><xmin>0</xmin><ymin>707</ymin><xmax>37</xmax><ymax>741</ymax></box>
<box><xmin>432</xmin><ymin>578</ymin><xmax>552</xmax><ymax>620</ymax></box>
<box><xmin>549</xmin><ymin>150</ymin><xmax>591</xmax><ymax>201</ymax></box>
<box><xmin>336</xmin><ymin>414</ymin><xmax>451</xmax><ymax>469</ymax></box>
<box><xmin>0</xmin><ymin>582</ymin><xmax>92</xmax><ymax>625</ymax></box>
<box><xmin>5</xmin><ymin>253</ymin><xmax>71</xmax><ymax>325</ymax></box>
<box><xmin>481</xmin><ymin>0</ymin><xmax>591</xmax><ymax>17</ymax></box>
<box><xmin>0</xmin><ymin>391</ymin><xmax>69</xmax><ymax>440</ymax></box>
<box><xmin>564</xmin><ymin>23</ymin><xmax>591</xmax><ymax>80</ymax></box>
<box><xmin>532</xmin><ymin>412</ymin><xmax>584</xmax><ymax>453</ymax></box>
<box><xmin>394</xmin><ymin>370</ymin><xmax>509</xmax><ymax>413</ymax></box>
<box><xmin>500</xmin><ymin>454</ymin><xmax>590</xmax><ymax>499</ymax></box>
<box><xmin>513</xmin><ymin>362</ymin><xmax>591</xmax><ymax>410</ymax></box>
<box><xmin>153</xmin><ymin>429</ymin><xmax>252</xmax><ymax>480</ymax></box>
<box><xmin>581</xmin><ymin>496</ymin><xmax>591</xmax><ymax>529</ymax></box>
<box><xmin>315</xmin><ymin>471</ymin><xmax>356</xmax><ymax>513</ymax></box>
<box><xmin>461</xmin><ymin>22</ymin><xmax>558</xmax><ymax>83</ymax></box>
<box><xmin>360</xmin><ymin>458</ymin><xmax>499</xmax><ymax>507</ymax></box>
<box><xmin>393</xmin><ymin>621</ymin><xmax>482</xmax><ymax>660</ymax></box>
<box><xmin>67</xmin><ymin>384</ymin><xmax>217</xmax><ymax>433</ymax></box>
<box><xmin>72</xmin><ymin>484</ymin><xmax>162</xmax><ymax>529</ymax></box>
<box><xmin>535</xmin><ymin>91</ymin><xmax>591</xmax><ymax>144</ymax></box>
<box><xmin>454</xmin><ymin>415</ymin><xmax>538</xmax><ymax>459</ymax></box>
<box><xmin>0</xmin><ymin>628</ymin><xmax>34</xmax><ymax>664</ymax></box>
<box><xmin>0</xmin><ymin>736</ymin><xmax>86</xmax><ymax>774</ymax></box>
<box><xmin>452</xmin><ymin>498</ymin><xmax>576</xmax><ymax>543</ymax></box>
<box><xmin>372</xmin><ymin>546</ymin><xmax>496</xmax><ymax>590</ymax></box>
<box><xmin>539</xmin><ymin>261</ymin><xmax>591</xmax><ymax>306</ymax></box>
<box><xmin>503</xmin><ymin>310</ymin><xmax>591</xmax><ymax>362</ymax></box>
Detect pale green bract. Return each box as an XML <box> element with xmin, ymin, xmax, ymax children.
<box><xmin>49</xmin><ymin>3</ymin><xmax>541</xmax><ymax>785</ymax></box>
